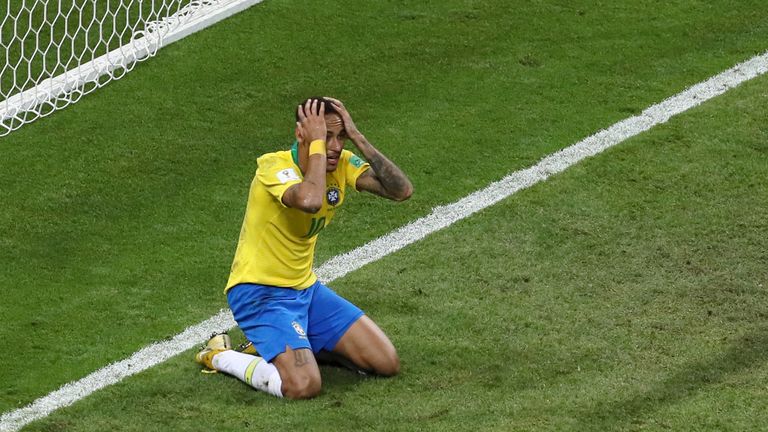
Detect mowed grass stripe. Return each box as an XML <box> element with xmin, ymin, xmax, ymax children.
<box><xmin>3</xmin><ymin>49</ymin><xmax>766</xmax><ymax>432</ymax></box>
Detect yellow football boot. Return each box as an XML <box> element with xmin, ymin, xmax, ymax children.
<box><xmin>195</xmin><ymin>332</ymin><xmax>233</xmax><ymax>372</ymax></box>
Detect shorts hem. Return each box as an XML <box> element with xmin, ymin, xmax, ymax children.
<box><xmin>261</xmin><ymin>340</ymin><xmax>313</xmax><ymax>363</ymax></box>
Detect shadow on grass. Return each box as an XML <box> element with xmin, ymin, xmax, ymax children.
<box><xmin>579</xmin><ymin>327</ymin><xmax>768</xmax><ymax>429</ymax></box>
<box><xmin>318</xmin><ymin>365</ymin><xmax>369</xmax><ymax>396</ymax></box>
<box><xmin>316</xmin><ymin>350</ymin><xmax>371</xmax><ymax>396</ymax></box>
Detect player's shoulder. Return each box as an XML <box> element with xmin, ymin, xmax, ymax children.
<box><xmin>257</xmin><ymin>149</ymin><xmax>294</xmax><ymax>171</ymax></box>
<box><xmin>257</xmin><ymin>149</ymin><xmax>301</xmax><ymax>186</ymax></box>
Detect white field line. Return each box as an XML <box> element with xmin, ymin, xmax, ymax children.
<box><xmin>2</xmin><ymin>50</ymin><xmax>768</xmax><ymax>432</ymax></box>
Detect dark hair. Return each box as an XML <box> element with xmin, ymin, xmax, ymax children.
<box><xmin>295</xmin><ymin>97</ymin><xmax>339</xmax><ymax>122</ymax></box>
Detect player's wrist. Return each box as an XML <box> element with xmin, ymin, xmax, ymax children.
<box><xmin>349</xmin><ymin>131</ymin><xmax>365</xmax><ymax>142</ymax></box>
<box><xmin>308</xmin><ymin>139</ymin><xmax>326</xmax><ymax>156</ymax></box>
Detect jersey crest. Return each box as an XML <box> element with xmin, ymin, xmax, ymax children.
<box><xmin>326</xmin><ymin>187</ymin><xmax>341</xmax><ymax>206</ymax></box>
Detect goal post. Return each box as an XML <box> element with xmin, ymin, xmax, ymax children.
<box><xmin>0</xmin><ymin>0</ymin><xmax>264</xmax><ymax>137</ymax></box>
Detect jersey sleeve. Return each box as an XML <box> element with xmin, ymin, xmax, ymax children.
<box><xmin>256</xmin><ymin>152</ymin><xmax>303</xmax><ymax>207</ymax></box>
<box><xmin>341</xmin><ymin>150</ymin><xmax>371</xmax><ymax>191</ymax></box>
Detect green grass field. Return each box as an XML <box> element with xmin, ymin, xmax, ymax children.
<box><xmin>2</xmin><ymin>0</ymin><xmax>767</xmax><ymax>430</ymax></box>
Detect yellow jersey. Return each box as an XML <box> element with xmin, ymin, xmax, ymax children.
<box><xmin>225</xmin><ymin>143</ymin><xmax>370</xmax><ymax>291</ymax></box>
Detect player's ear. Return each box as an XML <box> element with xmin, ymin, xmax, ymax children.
<box><xmin>295</xmin><ymin>121</ymin><xmax>303</xmax><ymax>142</ymax></box>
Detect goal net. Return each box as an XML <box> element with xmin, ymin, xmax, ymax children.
<box><xmin>1</xmin><ymin>0</ymin><xmax>261</xmax><ymax>137</ymax></box>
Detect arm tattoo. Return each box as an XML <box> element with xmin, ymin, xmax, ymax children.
<box><xmin>367</xmin><ymin>151</ymin><xmax>411</xmax><ymax>198</ymax></box>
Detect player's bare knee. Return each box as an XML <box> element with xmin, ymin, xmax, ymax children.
<box><xmin>281</xmin><ymin>373</ymin><xmax>322</xmax><ymax>400</ymax></box>
<box><xmin>382</xmin><ymin>352</ymin><xmax>401</xmax><ymax>376</ymax></box>
<box><xmin>283</xmin><ymin>383</ymin><xmax>321</xmax><ymax>400</ymax></box>
<box><xmin>373</xmin><ymin>348</ymin><xmax>400</xmax><ymax>377</ymax></box>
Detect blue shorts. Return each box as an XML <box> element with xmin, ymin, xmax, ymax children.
<box><xmin>227</xmin><ymin>280</ymin><xmax>364</xmax><ymax>362</ymax></box>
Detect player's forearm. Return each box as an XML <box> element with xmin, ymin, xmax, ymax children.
<box><xmin>293</xmin><ymin>154</ymin><xmax>326</xmax><ymax>213</ymax></box>
<box><xmin>352</xmin><ymin>134</ymin><xmax>413</xmax><ymax>201</ymax></box>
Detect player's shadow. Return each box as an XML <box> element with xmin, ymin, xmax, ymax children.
<box><xmin>577</xmin><ymin>326</ymin><xmax>768</xmax><ymax>429</ymax></box>
<box><xmin>315</xmin><ymin>350</ymin><xmax>371</xmax><ymax>394</ymax></box>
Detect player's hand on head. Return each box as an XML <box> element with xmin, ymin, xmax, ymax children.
<box><xmin>325</xmin><ymin>97</ymin><xmax>361</xmax><ymax>139</ymax></box>
<box><xmin>297</xmin><ymin>98</ymin><xmax>327</xmax><ymax>143</ymax></box>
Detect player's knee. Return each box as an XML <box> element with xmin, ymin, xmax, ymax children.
<box><xmin>373</xmin><ymin>347</ymin><xmax>400</xmax><ymax>377</ymax></box>
<box><xmin>281</xmin><ymin>372</ymin><xmax>322</xmax><ymax>400</ymax></box>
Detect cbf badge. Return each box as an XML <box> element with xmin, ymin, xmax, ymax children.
<box><xmin>326</xmin><ymin>187</ymin><xmax>340</xmax><ymax>206</ymax></box>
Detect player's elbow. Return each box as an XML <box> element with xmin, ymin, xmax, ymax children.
<box><xmin>299</xmin><ymin>199</ymin><xmax>322</xmax><ymax>214</ymax></box>
<box><xmin>393</xmin><ymin>184</ymin><xmax>413</xmax><ymax>202</ymax></box>
<box><xmin>295</xmin><ymin>194</ymin><xmax>323</xmax><ymax>214</ymax></box>
<box><xmin>285</xmin><ymin>182</ymin><xmax>324</xmax><ymax>213</ymax></box>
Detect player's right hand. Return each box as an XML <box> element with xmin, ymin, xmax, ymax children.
<box><xmin>296</xmin><ymin>99</ymin><xmax>327</xmax><ymax>143</ymax></box>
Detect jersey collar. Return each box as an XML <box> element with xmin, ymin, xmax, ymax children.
<box><xmin>291</xmin><ymin>140</ymin><xmax>303</xmax><ymax>174</ymax></box>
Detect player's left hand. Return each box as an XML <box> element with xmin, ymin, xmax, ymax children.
<box><xmin>325</xmin><ymin>97</ymin><xmax>362</xmax><ymax>141</ymax></box>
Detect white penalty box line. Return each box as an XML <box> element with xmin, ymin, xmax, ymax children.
<box><xmin>2</xmin><ymin>51</ymin><xmax>768</xmax><ymax>432</ymax></box>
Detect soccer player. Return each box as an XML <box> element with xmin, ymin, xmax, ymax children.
<box><xmin>195</xmin><ymin>97</ymin><xmax>413</xmax><ymax>399</ymax></box>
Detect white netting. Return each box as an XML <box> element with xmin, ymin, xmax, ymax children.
<box><xmin>1</xmin><ymin>0</ymin><xmax>258</xmax><ymax>137</ymax></box>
